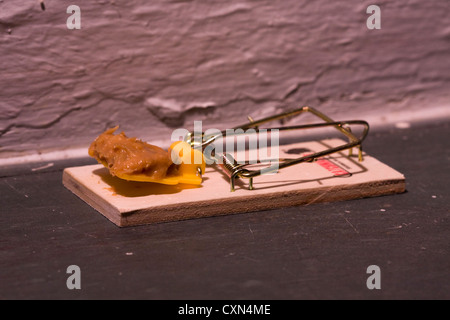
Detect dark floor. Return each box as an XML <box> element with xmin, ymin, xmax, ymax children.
<box><xmin>0</xmin><ymin>120</ymin><xmax>449</xmax><ymax>300</ymax></box>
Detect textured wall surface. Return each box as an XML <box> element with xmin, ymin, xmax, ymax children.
<box><xmin>1</xmin><ymin>0</ymin><xmax>449</xmax><ymax>157</ymax></box>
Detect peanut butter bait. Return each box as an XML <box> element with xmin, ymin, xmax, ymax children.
<box><xmin>88</xmin><ymin>127</ymin><xmax>177</xmax><ymax>180</ymax></box>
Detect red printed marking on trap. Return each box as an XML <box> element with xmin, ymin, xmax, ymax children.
<box><xmin>302</xmin><ymin>152</ymin><xmax>351</xmax><ymax>177</ymax></box>
<box><xmin>316</xmin><ymin>158</ymin><xmax>351</xmax><ymax>177</ymax></box>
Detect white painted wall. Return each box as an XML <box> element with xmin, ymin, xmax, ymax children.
<box><xmin>1</xmin><ymin>0</ymin><xmax>449</xmax><ymax>159</ymax></box>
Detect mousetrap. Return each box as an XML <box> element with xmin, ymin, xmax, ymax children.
<box><xmin>63</xmin><ymin>106</ymin><xmax>405</xmax><ymax>227</ymax></box>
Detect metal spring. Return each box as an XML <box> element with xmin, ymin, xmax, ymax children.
<box><xmin>219</xmin><ymin>153</ymin><xmax>253</xmax><ymax>192</ymax></box>
<box><xmin>220</xmin><ymin>154</ymin><xmax>239</xmax><ymax>177</ymax></box>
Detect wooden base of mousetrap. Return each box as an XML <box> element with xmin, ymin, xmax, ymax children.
<box><xmin>63</xmin><ymin>139</ymin><xmax>405</xmax><ymax>227</ymax></box>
